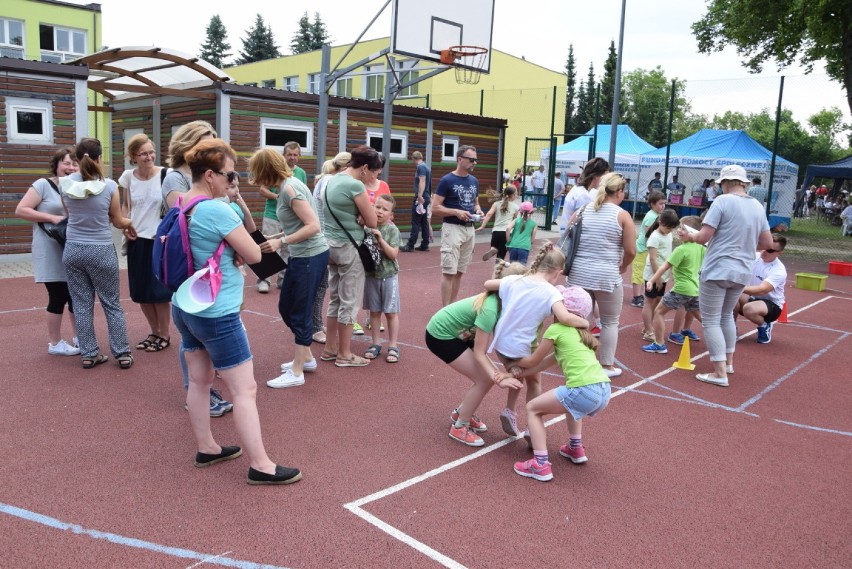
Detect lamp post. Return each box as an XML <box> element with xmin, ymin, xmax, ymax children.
<box><xmin>608</xmin><ymin>0</ymin><xmax>627</xmax><ymax>168</ymax></box>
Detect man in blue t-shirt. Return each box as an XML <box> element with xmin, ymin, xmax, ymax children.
<box><xmin>401</xmin><ymin>151</ymin><xmax>432</xmax><ymax>252</ymax></box>
<box><xmin>432</xmin><ymin>145</ymin><xmax>484</xmax><ymax>306</ymax></box>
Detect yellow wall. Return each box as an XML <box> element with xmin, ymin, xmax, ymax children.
<box><xmin>226</xmin><ymin>37</ymin><xmax>566</xmax><ymax>170</ymax></box>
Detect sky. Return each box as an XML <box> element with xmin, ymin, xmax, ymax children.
<box><xmin>94</xmin><ymin>0</ymin><xmax>850</xmax><ymax>133</ymax></box>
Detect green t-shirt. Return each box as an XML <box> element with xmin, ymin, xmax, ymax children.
<box><xmin>368</xmin><ymin>222</ymin><xmax>400</xmax><ymax>279</ymax></box>
<box><xmin>322</xmin><ymin>173</ymin><xmax>367</xmax><ymax>244</ymax></box>
<box><xmin>543</xmin><ymin>323</ymin><xmax>610</xmax><ymax>388</ymax></box>
<box><xmin>506</xmin><ymin>216</ymin><xmax>535</xmax><ymax>251</ymax></box>
<box><xmin>276</xmin><ymin>176</ymin><xmax>328</xmax><ymax>258</ymax></box>
<box><xmin>263</xmin><ymin>166</ymin><xmax>308</xmax><ymax>220</ymax></box>
<box><xmin>636</xmin><ymin>209</ymin><xmax>659</xmax><ymax>253</ymax></box>
<box><xmin>426</xmin><ymin>295</ymin><xmax>499</xmax><ymax>341</ymax></box>
<box><xmin>666</xmin><ymin>242</ymin><xmax>705</xmax><ymax>296</ymax></box>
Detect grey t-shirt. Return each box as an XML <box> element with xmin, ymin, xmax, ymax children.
<box><xmin>701</xmin><ymin>193</ymin><xmax>770</xmax><ymax>285</ymax></box>
<box><xmin>161</xmin><ymin>169</ymin><xmax>192</xmax><ymax>205</ymax></box>
<box><xmin>30</xmin><ymin>178</ymin><xmax>67</xmax><ymax>282</ymax></box>
<box><xmin>62</xmin><ymin>173</ymin><xmax>118</xmax><ymax>244</ymax></box>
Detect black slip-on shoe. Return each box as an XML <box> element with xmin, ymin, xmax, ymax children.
<box><xmin>247</xmin><ymin>465</ymin><xmax>303</xmax><ymax>485</ymax></box>
<box><xmin>195</xmin><ymin>445</ymin><xmax>242</xmax><ymax>468</ymax></box>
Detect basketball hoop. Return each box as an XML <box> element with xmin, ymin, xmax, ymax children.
<box><xmin>440</xmin><ymin>45</ymin><xmax>487</xmax><ymax>85</ymax></box>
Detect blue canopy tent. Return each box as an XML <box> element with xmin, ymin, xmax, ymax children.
<box><xmin>639</xmin><ymin>129</ymin><xmax>799</xmax><ymax>228</ymax></box>
<box><xmin>801</xmin><ymin>155</ymin><xmax>852</xmax><ymax>194</ymax></box>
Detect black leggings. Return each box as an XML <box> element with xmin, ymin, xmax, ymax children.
<box><xmin>44</xmin><ymin>281</ymin><xmax>73</xmax><ymax>315</ymax></box>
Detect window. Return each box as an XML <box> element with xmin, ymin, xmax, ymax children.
<box><xmin>6</xmin><ymin>97</ymin><xmax>52</xmax><ymax>144</ymax></box>
<box><xmin>397</xmin><ymin>60</ymin><xmax>419</xmax><ymax>98</ymax></box>
<box><xmin>261</xmin><ymin>79</ymin><xmax>276</xmax><ymax>88</ymax></box>
<box><xmin>0</xmin><ymin>18</ymin><xmax>24</xmax><ymax>59</ymax></box>
<box><xmin>442</xmin><ymin>136</ymin><xmax>459</xmax><ymax>161</ymax></box>
<box><xmin>308</xmin><ymin>73</ymin><xmax>321</xmax><ymax>94</ymax></box>
<box><xmin>283</xmin><ymin>76</ymin><xmax>299</xmax><ymax>92</ymax></box>
<box><xmin>244</xmin><ymin>82</ymin><xmax>258</xmax><ymax>87</ymax></box>
<box><xmin>367</xmin><ymin>129</ymin><xmax>407</xmax><ymax>159</ymax></box>
<box><xmin>365</xmin><ymin>65</ymin><xmax>385</xmax><ymax>101</ymax></box>
<box><xmin>39</xmin><ymin>25</ymin><xmax>86</xmax><ymax>62</ymax></box>
<box><xmin>261</xmin><ymin>118</ymin><xmax>313</xmax><ymax>155</ymax></box>
<box><xmin>334</xmin><ymin>77</ymin><xmax>353</xmax><ymax>98</ymax></box>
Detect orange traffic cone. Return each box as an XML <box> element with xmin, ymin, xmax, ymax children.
<box><xmin>672</xmin><ymin>337</ymin><xmax>696</xmax><ymax>370</ymax></box>
<box><xmin>777</xmin><ymin>302</ymin><xmax>789</xmax><ymax>323</ymax></box>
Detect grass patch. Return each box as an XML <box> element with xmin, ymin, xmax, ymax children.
<box><xmin>785</xmin><ymin>216</ymin><xmax>852</xmax><ymax>261</ymax></box>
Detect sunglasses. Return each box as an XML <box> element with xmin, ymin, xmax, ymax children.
<box><xmin>460</xmin><ymin>156</ymin><xmax>478</xmax><ymax>163</ymax></box>
<box><xmin>764</xmin><ymin>248</ymin><xmax>779</xmax><ymax>254</ymax></box>
<box><xmin>214</xmin><ymin>170</ymin><xmax>240</xmax><ymax>184</ymax></box>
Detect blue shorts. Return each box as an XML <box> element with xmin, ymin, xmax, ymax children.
<box><xmin>554</xmin><ymin>382</ymin><xmax>611</xmax><ymax>421</ymax></box>
<box><xmin>172</xmin><ymin>307</ymin><xmax>252</xmax><ymax>370</ymax></box>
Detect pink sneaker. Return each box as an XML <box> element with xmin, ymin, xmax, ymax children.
<box><xmin>559</xmin><ymin>444</ymin><xmax>588</xmax><ymax>464</ymax></box>
<box><xmin>513</xmin><ymin>458</ymin><xmax>553</xmax><ymax>481</ymax></box>
<box><xmin>500</xmin><ymin>408</ymin><xmax>519</xmax><ymax>436</ymax></box>
<box><xmin>450</xmin><ymin>408</ymin><xmax>487</xmax><ymax>433</ymax></box>
<box><xmin>448</xmin><ymin>425</ymin><xmax>484</xmax><ymax>447</ymax></box>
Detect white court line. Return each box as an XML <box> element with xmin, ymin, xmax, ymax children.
<box><xmin>343</xmin><ymin>294</ymin><xmax>848</xmax><ymax>568</ymax></box>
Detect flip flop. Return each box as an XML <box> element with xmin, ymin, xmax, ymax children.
<box><xmin>385</xmin><ymin>346</ymin><xmax>400</xmax><ymax>363</ymax></box>
<box><xmin>319</xmin><ymin>351</ymin><xmax>338</xmax><ymax>361</ymax></box>
<box><xmin>334</xmin><ymin>354</ymin><xmax>370</xmax><ymax>367</ymax></box>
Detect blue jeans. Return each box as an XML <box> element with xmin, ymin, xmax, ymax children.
<box><xmin>172</xmin><ymin>308</ymin><xmax>252</xmax><ymax>370</ymax></box>
<box><xmin>508</xmin><ymin>247</ymin><xmax>530</xmax><ymax>264</ymax></box>
<box><xmin>279</xmin><ymin>249</ymin><xmax>330</xmax><ymax>346</ymax></box>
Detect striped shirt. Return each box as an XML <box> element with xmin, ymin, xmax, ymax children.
<box><xmin>566</xmin><ymin>203</ymin><xmax>624</xmax><ymax>292</ymax></box>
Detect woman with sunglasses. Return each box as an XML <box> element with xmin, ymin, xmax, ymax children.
<box><xmin>118</xmin><ymin>133</ymin><xmax>172</xmax><ymax>353</ymax></box>
<box><xmin>172</xmin><ymin>139</ymin><xmax>301</xmax><ymax>485</ymax></box>
<box><xmin>679</xmin><ymin>165</ymin><xmax>773</xmax><ymax>387</ymax></box>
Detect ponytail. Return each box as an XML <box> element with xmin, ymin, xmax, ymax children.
<box><xmin>74</xmin><ymin>137</ymin><xmax>104</xmax><ymax>181</ymax></box>
<box><xmin>499</xmin><ymin>185</ymin><xmax>516</xmax><ymax>214</ymax></box>
<box><xmin>527</xmin><ymin>241</ymin><xmax>564</xmax><ymax>276</ymax></box>
<box><xmin>578</xmin><ymin>329</ymin><xmax>599</xmax><ymax>351</ymax></box>
<box><xmin>593</xmin><ymin>172</ymin><xmax>625</xmax><ymax>211</ymax></box>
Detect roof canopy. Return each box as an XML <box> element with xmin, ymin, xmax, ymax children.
<box><xmin>70</xmin><ymin>46</ymin><xmax>232</xmax><ymax>101</ymax></box>
<box><xmin>802</xmin><ymin>154</ymin><xmax>852</xmax><ymax>190</ymax></box>
<box><xmin>540</xmin><ymin>125</ymin><xmax>656</xmax><ymax>176</ymax></box>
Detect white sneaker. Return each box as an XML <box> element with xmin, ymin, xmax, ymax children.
<box><xmin>726</xmin><ymin>365</ymin><xmax>734</xmax><ymax>374</ymax></box>
<box><xmin>48</xmin><ymin>339</ymin><xmax>80</xmax><ymax>356</ymax></box>
<box><xmin>71</xmin><ymin>336</ymin><xmax>79</xmax><ymax>348</ymax></box>
<box><xmin>695</xmin><ymin>373</ymin><xmax>729</xmax><ymax>387</ymax></box>
<box><xmin>257</xmin><ymin>280</ymin><xmax>270</xmax><ymax>293</ymax></box>
<box><xmin>280</xmin><ymin>359</ymin><xmax>317</xmax><ymax>373</ymax></box>
<box><xmin>266</xmin><ymin>369</ymin><xmax>305</xmax><ymax>388</ymax></box>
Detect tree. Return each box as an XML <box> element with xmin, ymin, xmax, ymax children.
<box><xmin>291</xmin><ymin>11</ymin><xmax>331</xmax><ymax>54</ymax></box>
<box><xmin>600</xmin><ymin>41</ymin><xmax>618</xmax><ymax>125</ymax></box>
<box><xmin>808</xmin><ymin>107</ymin><xmax>850</xmax><ymax>149</ymax></box>
<box><xmin>692</xmin><ymin>0</ymin><xmax>852</xmax><ymax>115</ymax></box>
<box><xmin>575</xmin><ymin>80</ymin><xmax>589</xmax><ymax>135</ymax></box>
<box><xmin>199</xmin><ymin>15</ymin><xmax>231</xmax><ymax>68</ymax></box>
<box><xmin>621</xmin><ymin>67</ymin><xmax>689</xmax><ymax>147</ymax></box>
<box><xmin>580</xmin><ymin>63</ymin><xmax>597</xmax><ymax>132</ymax></box>
<box><xmin>563</xmin><ymin>45</ymin><xmax>577</xmax><ymax>141</ymax></box>
<box><xmin>237</xmin><ymin>14</ymin><xmax>280</xmax><ymax>64</ymax></box>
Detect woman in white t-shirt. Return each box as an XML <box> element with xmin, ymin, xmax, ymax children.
<box><xmin>478</xmin><ymin>185</ymin><xmax>520</xmax><ymax>261</ymax></box>
<box><xmin>118</xmin><ymin>133</ymin><xmax>172</xmax><ymax>352</ymax></box>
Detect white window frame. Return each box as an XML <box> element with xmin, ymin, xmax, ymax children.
<box><xmin>307</xmin><ymin>73</ymin><xmax>321</xmax><ymax>95</ymax></box>
<box><xmin>6</xmin><ymin>97</ymin><xmax>53</xmax><ymax>144</ymax></box>
<box><xmin>40</xmin><ymin>24</ymin><xmax>87</xmax><ymax>61</ymax></box>
<box><xmin>367</xmin><ymin>129</ymin><xmax>407</xmax><ymax>159</ymax></box>
<box><xmin>396</xmin><ymin>60</ymin><xmax>419</xmax><ymax>98</ymax></box>
<box><xmin>261</xmin><ymin>118</ymin><xmax>313</xmax><ymax>155</ymax></box>
<box><xmin>334</xmin><ymin>77</ymin><xmax>353</xmax><ymax>98</ymax></box>
<box><xmin>364</xmin><ymin>64</ymin><xmax>385</xmax><ymax>101</ymax></box>
<box><xmin>442</xmin><ymin>135</ymin><xmax>459</xmax><ymax>161</ymax></box>
<box><xmin>0</xmin><ymin>18</ymin><xmax>25</xmax><ymax>59</ymax></box>
<box><xmin>283</xmin><ymin>75</ymin><xmax>299</xmax><ymax>92</ymax></box>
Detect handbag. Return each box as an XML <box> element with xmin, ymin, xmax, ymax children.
<box><xmin>557</xmin><ymin>204</ymin><xmax>586</xmax><ymax>276</ymax></box>
<box><xmin>38</xmin><ymin>178</ymin><xmax>67</xmax><ymax>246</ymax></box>
<box><xmin>325</xmin><ymin>190</ymin><xmax>381</xmax><ymax>273</ymax></box>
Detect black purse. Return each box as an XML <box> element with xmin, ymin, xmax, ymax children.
<box><xmin>325</xmin><ymin>190</ymin><xmax>381</xmax><ymax>273</ymax></box>
<box><xmin>38</xmin><ymin>179</ymin><xmax>68</xmax><ymax>246</ymax></box>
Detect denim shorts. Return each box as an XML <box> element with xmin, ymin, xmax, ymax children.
<box><xmin>172</xmin><ymin>307</ymin><xmax>252</xmax><ymax>370</ymax></box>
<box><xmin>554</xmin><ymin>382</ymin><xmax>611</xmax><ymax>421</ymax></box>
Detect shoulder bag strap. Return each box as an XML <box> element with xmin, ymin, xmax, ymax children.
<box><xmin>324</xmin><ymin>186</ymin><xmax>361</xmax><ymax>249</ymax></box>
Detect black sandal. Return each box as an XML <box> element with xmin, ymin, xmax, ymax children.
<box><xmin>117</xmin><ymin>352</ymin><xmax>134</xmax><ymax>369</ymax></box>
<box><xmin>82</xmin><ymin>354</ymin><xmax>109</xmax><ymax>369</ymax></box>
<box><xmin>145</xmin><ymin>336</ymin><xmax>171</xmax><ymax>352</ymax></box>
<box><xmin>135</xmin><ymin>334</ymin><xmax>158</xmax><ymax>350</ymax></box>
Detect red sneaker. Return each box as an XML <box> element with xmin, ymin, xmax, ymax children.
<box><xmin>513</xmin><ymin>458</ymin><xmax>553</xmax><ymax>481</ymax></box>
<box><xmin>559</xmin><ymin>444</ymin><xmax>588</xmax><ymax>464</ymax></box>
<box><xmin>450</xmin><ymin>408</ymin><xmax>487</xmax><ymax>432</ymax></box>
<box><xmin>590</xmin><ymin>326</ymin><xmax>601</xmax><ymax>337</ymax></box>
<box><xmin>449</xmin><ymin>424</ymin><xmax>485</xmax><ymax>447</ymax></box>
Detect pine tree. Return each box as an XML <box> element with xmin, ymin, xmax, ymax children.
<box><xmin>563</xmin><ymin>45</ymin><xmax>577</xmax><ymax>142</ymax></box>
<box><xmin>199</xmin><ymin>15</ymin><xmax>231</xmax><ymax>68</ymax></box>
<box><xmin>600</xmin><ymin>41</ymin><xmax>618</xmax><ymax>125</ymax></box>
<box><xmin>238</xmin><ymin>14</ymin><xmax>279</xmax><ymax>64</ymax></box>
<box><xmin>309</xmin><ymin>12</ymin><xmax>330</xmax><ymax>49</ymax></box>
<box><xmin>576</xmin><ymin>80</ymin><xmax>589</xmax><ymax>134</ymax></box>
<box><xmin>581</xmin><ymin>63</ymin><xmax>597</xmax><ymax>131</ymax></box>
<box><xmin>290</xmin><ymin>12</ymin><xmax>313</xmax><ymax>54</ymax></box>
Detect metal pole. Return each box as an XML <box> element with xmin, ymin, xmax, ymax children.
<box><xmin>767</xmin><ymin>76</ymin><xmax>784</xmax><ymax>219</ymax></box>
<box><xmin>608</xmin><ymin>0</ymin><xmax>626</xmax><ymax>167</ymax></box>
<box><xmin>316</xmin><ymin>44</ymin><xmax>331</xmax><ymax>177</ymax></box>
<box><xmin>480</xmin><ymin>89</ymin><xmax>484</xmax><ymax>116</ymax></box>
<box><xmin>546</xmin><ymin>85</ymin><xmax>558</xmax><ymax>230</ymax></box>
<box><xmin>663</xmin><ymin>79</ymin><xmax>676</xmax><ymax>189</ymax></box>
<box><xmin>381</xmin><ymin>56</ymin><xmax>396</xmax><ymax>180</ymax></box>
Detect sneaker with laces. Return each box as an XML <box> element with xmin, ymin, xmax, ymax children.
<box><xmin>513</xmin><ymin>458</ymin><xmax>553</xmax><ymax>481</ymax></box>
<box><xmin>630</xmin><ymin>295</ymin><xmax>644</xmax><ymax>308</ymax></box>
<box><xmin>352</xmin><ymin>323</ymin><xmax>364</xmax><ymax>335</ymax></box>
<box><xmin>695</xmin><ymin>373</ymin><xmax>729</xmax><ymax>387</ymax></box>
<box><xmin>499</xmin><ymin>408</ymin><xmax>519</xmax><ymax>436</ymax></box>
<box><xmin>448</xmin><ymin>424</ymin><xmax>485</xmax><ymax>447</ymax></box>
<box><xmin>280</xmin><ymin>359</ymin><xmax>318</xmax><ymax>373</ymax></box>
<box><xmin>450</xmin><ymin>409</ymin><xmax>487</xmax><ymax>432</ymax></box>
<box><xmin>267</xmin><ymin>369</ymin><xmax>305</xmax><ymax>389</ymax></box>
<box><xmin>681</xmin><ymin>329</ymin><xmax>701</xmax><ymax>342</ymax></box>
<box><xmin>48</xmin><ymin>339</ymin><xmax>81</xmax><ymax>356</ymax></box>
<box><xmin>756</xmin><ymin>322</ymin><xmax>773</xmax><ymax>344</ymax></box>
<box><xmin>481</xmin><ymin>247</ymin><xmax>498</xmax><ymax>261</ymax></box>
<box><xmin>667</xmin><ymin>332</ymin><xmax>685</xmax><ymax>345</ymax></box>
<box><xmin>559</xmin><ymin>444</ymin><xmax>588</xmax><ymax>464</ymax></box>
<box><xmin>590</xmin><ymin>326</ymin><xmax>601</xmax><ymax>337</ymax></box>
<box><xmin>210</xmin><ymin>388</ymin><xmax>233</xmax><ymax>416</ymax></box>
<box><xmin>641</xmin><ymin>342</ymin><xmax>668</xmax><ymax>354</ymax></box>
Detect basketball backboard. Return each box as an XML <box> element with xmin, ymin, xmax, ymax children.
<box><xmin>391</xmin><ymin>0</ymin><xmax>494</xmax><ymax>73</ymax></box>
